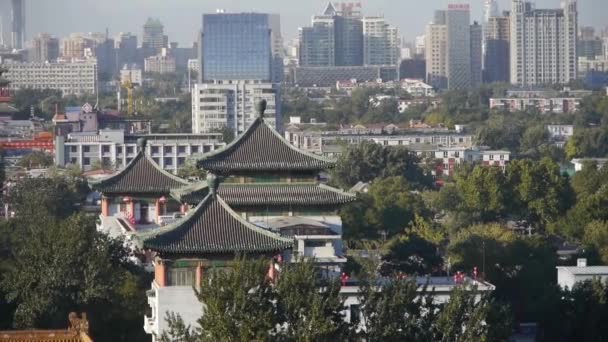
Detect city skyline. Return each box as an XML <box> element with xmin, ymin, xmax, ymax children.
<box><xmin>0</xmin><ymin>0</ymin><xmax>604</xmax><ymax>47</ymax></box>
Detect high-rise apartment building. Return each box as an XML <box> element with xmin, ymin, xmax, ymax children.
<box><xmin>144</xmin><ymin>48</ymin><xmax>176</xmax><ymax>74</ymax></box>
<box><xmin>425</xmin><ymin>11</ymin><xmax>448</xmax><ymax>89</ymax></box>
<box><xmin>62</xmin><ymin>33</ymin><xmax>95</xmax><ymax>59</ymax></box>
<box><xmin>142</xmin><ymin>18</ymin><xmax>167</xmax><ymax>53</ymax></box>
<box><xmin>192</xmin><ymin>81</ymin><xmax>280</xmax><ymax>134</ymax></box>
<box><xmin>362</xmin><ymin>17</ymin><xmax>399</xmax><ymax>66</ymax></box>
<box><xmin>426</xmin><ymin>5</ymin><xmax>481</xmax><ymax>90</ymax></box>
<box><xmin>510</xmin><ymin>0</ymin><xmax>578</xmax><ymax>86</ymax></box>
<box><xmin>30</xmin><ymin>33</ymin><xmax>59</xmax><ymax>63</ymax></box>
<box><xmin>483</xmin><ymin>0</ymin><xmax>500</xmax><ymax>23</ymax></box>
<box><xmin>484</xmin><ymin>15</ymin><xmax>510</xmax><ymax>83</ymax></box>
<box><xmin>200</xmin><ymin>13</ymin><xmax>273</xmax><ymax>82</ymax></box>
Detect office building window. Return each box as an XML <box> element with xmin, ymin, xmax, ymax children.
<box><xmin>83</xmin><ymin>157</ymin><xmax>90</xmax><ymax>166</ymax></box>
<box><xmin>83</xmin><ymin>146</ymin><xmax>90</xmax><ymax>153</ymax></box>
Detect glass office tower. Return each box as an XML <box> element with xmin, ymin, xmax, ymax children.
<box><xmin>201</xmin><ymin>13</ymin><xmax>272</xmax><ymax>81</ymax></box>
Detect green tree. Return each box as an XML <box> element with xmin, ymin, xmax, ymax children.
<box><xmin>582</xmin><ymin>220</ymin><xmax>608</xmax><ymax>264</ymax></box>
<box><xmin>332</xmin><ymin>141</ymin><xmax>431</xmax><ymax>189</ymax></box>
<box><xmin>0</xmin><ymin>213</ymin><xmax>149</xmax><ymax>341</ymax></box>
<box><xmin>16</xmin><ymin>151</ymin><xmax>54</xmax><ymax>169</ymax></box>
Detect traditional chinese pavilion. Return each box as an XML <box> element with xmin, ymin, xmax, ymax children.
<box><xmin>91</xmin><ymin>138</ymin><xmax>189</xmax><ymax>235</ymax></box>
<box><xmin>139</xmin><ymin>101</ymin><xmax>355</xmax><ymax>339</ymax></box>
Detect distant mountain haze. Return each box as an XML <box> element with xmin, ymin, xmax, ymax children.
<box><xmin>0</xmin><ymin>0</ymin><xmax>604</xmax><ymax>46</ymax></box>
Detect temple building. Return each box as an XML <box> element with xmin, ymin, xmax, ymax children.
<box><xmin>90</xmin><ymin>101</ymin><xmax>355</xmax><ymax>339</ymax></box>
<box><xmin>91</xmin><ymin>139</ymin><xmax>190</xmax><ymax>237</ymax></box>
<box><xmin>0</xmin><ymin>313</ymin><xmax>92</xmax><ymax>342</ymax></box>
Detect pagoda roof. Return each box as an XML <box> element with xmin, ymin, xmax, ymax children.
<box><xmin>141</xmin><ymin>193</ymin><xmax>293</xmax><ymax>255</ymax></box>
<box><xmin>171</xmin><ymin>181</ymin><xmax>356</xmax><ymax>207</ymax></box>
<box><xmin>91</xmin><ymin>150</ymin><xmax>189</xmax><ymax>194</ymax></box>
<box><xmin>197</xmin><ymin>117</ymin><xmax>335</xmax><ymax>173</ymax></box>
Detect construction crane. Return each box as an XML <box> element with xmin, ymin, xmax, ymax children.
<box><xmin>121</xmin><ymin>79</ymin><xmax>135</xmax><ymax>116</ymax></box>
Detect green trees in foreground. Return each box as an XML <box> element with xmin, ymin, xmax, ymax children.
<box><xmin>158</xmin><ymin>259</ymin><xmax>511</xmax><ymax>342</ymax></box>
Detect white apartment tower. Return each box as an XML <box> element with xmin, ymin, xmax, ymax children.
<box><xmin>510</xmin><ymin>0</ymin><xmax>578</xmax><ymax>86</ymax></box>
<box><xmin>192</xmin><ymin>81</ymin><xmax>280</xmax><ymax>135</ymax></box>
<box><xmin>362</xmin><ymin>17</ymin><xmax>399</xmax><ymax>66</ymax></box>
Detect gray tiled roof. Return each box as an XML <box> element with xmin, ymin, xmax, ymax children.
<box><xmin>91</xmin><ymin>151</ymin><xmax>189</xmax><ymax>194</ymax></box>
<box><xmin>197</xmin><ymin>118</ymin><xmax>335</xmax><ymax>173</ymax></box>
<box><xmin>141</xmin><ymin>194</ymin><xmax>293</xmax><ymax>255</ymax></box>
<box><xmin>171</xmin><ymin>182</ymin><xmax>355</xmax><ymax>206</ymax></box>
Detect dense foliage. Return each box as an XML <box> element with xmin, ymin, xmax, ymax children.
<box><xmin>158</xmin><ymin>259</ymin><xmax>511</xmax><ymax>342</ymax></box>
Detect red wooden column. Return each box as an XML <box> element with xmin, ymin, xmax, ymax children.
<box><xmin>195</xmin><ymin>262</ymin><xmax>204</xmax><ymax>290</ymax></box>
<box><xmin>101</xmin><ymin>196</ymin><xmax>110</xmax><ymax>216</ymax></box>
<box><xmin>155</xmin><ymin>259</ymin><xmax>167</xmax><ymax>287</ymax></box>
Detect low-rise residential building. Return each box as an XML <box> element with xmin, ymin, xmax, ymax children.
<box><xmin>489</xmin><ymin>97</ymin><xmax>582</xmax><ymax>114</ymax></box>
<box><xmin>557</xmin><ymin>259</ymin><xmax>608</xmax><ymax>290</ymax></box>
<box><xmin>401</xmin><ymin>78</ymin><xmax>436</xmax><ymax>97</ymax></box>
<box><xmin>571</xmin><ymin>158</ymin><xmax>608</xmax><ymax>172</ymax></box>
<box><xmin>547</xmin><ymin>124</ymin><xmax>574</xmax><ymax>148</ymax></box>
<box><xmin>55</xmin><ymin>129</ymin><xmax>223</xmax><ymax>173</ymax></box>
<box><xmin>1</xmin><ymin>58</ymin><xmax>98</xmax><ymax>96</ymax></box>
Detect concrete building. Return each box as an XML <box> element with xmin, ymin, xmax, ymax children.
<box><xmin>425</xmin><ymin>11</ymin><xmax>448</xmax><ymax>89</ymax></box>
<box><xmin>557</xmin><ymin>259</ymin><xmax>608</xmax><ymax>290</ymax></box>
<box><xmin>61</xmin><ymin>33</ymin><xmax>96</xmax><ymax>59</ymax></box>
<box><xmin>144</xmin><ymin>48</ymin><xmax>176</xmax><ymax>74</ymax></box>
<box><xmin>142</xmin><ymin>18</ymin><xmax>167</xmax><ymax>53</ymax></box>
<box><xmin>192</xmin><ymin>81</ymin><xmax>280</xmax><ymax>134</ymax></box>
<box><xmin>362</xmin><ymin>17</ymin><xmax>399</xmax><ymax>66</ymax></box>
<box><xmin>510</xmin><ymin>0</ymin><xmax>578</xmax><ymax>86</ymax></box>
<box><xmin>490</xmin><ymin>96</ymin><xmax>582</xmax><ymax>113</ymax></box>
<box><xmin>291</xmin><ymin>65</ymin><xmax>398</xmax><ymax>88</ymax></box>
<box><xmin>115</xmin><ymin>33</ymin><xmax>138</xmax><ymax>69</ymax></box>
<box><xmin>55</xmin><ymin>129</ymin><xmax>223</xmax><ymax>173</ymax></box>
<box><xmin>547</xmin><ymin>124</ymin><xmax>574</xmax><ymax>147</ymax></box>
<box><xmin>401</xmin><ymin>79</ymin><xmax>435</xmax><ymax>97</ymax></box>
<box><xmin>30</xmin><ymin>33</ymin><xmax>59</xmax><ymax>63</ymax></box>
<box><xmin>1</xmin><ymin>58</ymin><xmax>97</xmax><ymax>96</ymax></box>
<box><xmin>484</xmin><ymin>15</ymin><xmax>510</xmax><ymax>83</ymax></box>
<box><xmin>578</xmin><ymin>27</ymin><xmax>603</xmax><ymax>59</ymax></box>
<box><xmin>120</xmin><ymin>65</ymin><xmax>142</xmax><ymax>85</ymax></box>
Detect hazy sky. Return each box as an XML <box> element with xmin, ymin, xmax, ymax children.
<box><xmin>1</xmin><ymin>0</ymin><xmax>605</xmax><ymax>46</ymax></box>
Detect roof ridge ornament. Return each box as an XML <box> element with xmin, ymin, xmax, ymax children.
<box><xmin>206</xmin><ymin>172</ymin><xmax>219</xmax><ymax>198</ymax></box>
<box><xmin>256</xmin><ymin>99</ymin><xmax>267</xmax><ymax>119</ymax></box>
<box><xmin>137</xmin><ymin>137</ymin><xmax>147</xmax><ymax>152</ymax></box>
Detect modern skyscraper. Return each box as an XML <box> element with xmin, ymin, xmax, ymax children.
<box><xmin>446</xmin><ymin>4</ymin><xmax>473</xmax><ymax>90</ymax></box>
<box><xmin>484</xmin><ymin>15</ymin><xmax>510</xmax><ymax>83</ymax></box>
<box><xmin>483</xmin><ymin>0</ymin><xmax>500</xmax><ymax>23</ymax></box>
<box><xmin>470</xmin><ymin>22</ymin><xmax>483</xmax><ymax>88</ymax></box>
<box><xmin>142</xmin><ymin>18</ymin><xmax>166</xmax><ymax>53</ymax></box>
<box><xmin>362</xmin><ymin>17</ymin><xmax>399</xmax><ymax>66</ymax></box>
<box><xmin>299</xmin><ymin>17</ymin><xmax>335</xmax><ymax>67</ymax></box>
<box><xmin>30</xmin><ymin>33</ymin><xmax>59</xmax><ymax>63</ymax></box>
<box><xmin>298</xmin><ymin>2</ymin><xmax>364</xmax><ymax>67</ymax></box>
<box><xmin>11</xmin><ymin>0</ymin><xmax>25</xmax><ymax>49</ymax></box>
<box><xmin>425</xmin><ymin>11</ymin><xmax>448</xmax><ymax>89</ymax></box>
<box><xmin>510</xmin><ymin>0</ymin><xmax>578</xmax><ymax>86</ymax></box>
<box><xmin>578</xmin><ymin>27</ymin><xmax>604</xmax><ymax>59</ymax></box>
<box><xmin>200</xmin><ymin>13</ymin><xmax>272</xmax><ymax>81</ymax></box>
<box><xmin>115</xmin><ymin>33</ymin><xmax>138</xmax><ymax>68</ymax></box>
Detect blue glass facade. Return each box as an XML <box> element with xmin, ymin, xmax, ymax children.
<box><xmin>202</xmin><ymin>13</ymin><xmax>272</xmax><ymax>81</ymax></box>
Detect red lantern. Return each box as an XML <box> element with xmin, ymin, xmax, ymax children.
<box><xmin>341</xmin><ymin>272</ymin><xmax>350</xmax><ymax>286</ymax></box>
<box><xmin>159</xmin><ymin>196</ymin><xmax>167</xmax><ymax>204</ymax></box>
<box><xmin>473</xmin><ymin>267</ymin><xmax>478</xmax><ymax>280</ymax></box>
<box><xmin>122</xmin><ymin>196</ymin><xmax>132</xmax><ymax>203</ymax></box>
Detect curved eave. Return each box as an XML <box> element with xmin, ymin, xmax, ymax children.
<box><xmin>90</xmin><ymin>151</ymin><xmax>189</xmax><ymax>194</ymax></box>
<box><xmin>196</xmin><ymin>117</ymin><xmax>336</xmax><ymax>172</ymax></box>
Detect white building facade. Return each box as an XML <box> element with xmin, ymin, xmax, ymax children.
<box><xmin>510</xmin><ymin>0</ymin><xmax>578</xmax><ymax>86</ymax></box>
<box><xmin>192</xmin><ymin>81</ymin><xmax>280</xmax><ymax>134</ymax></box>
<box><xmin>2</xmin><ymin>59</ymin><xmax>97</xmax><ymax>96</ymax></box>
<box><xmin>362</xmin><ymin>17</ymin><xmax>399</xmax><ymax>66</ymax></box>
